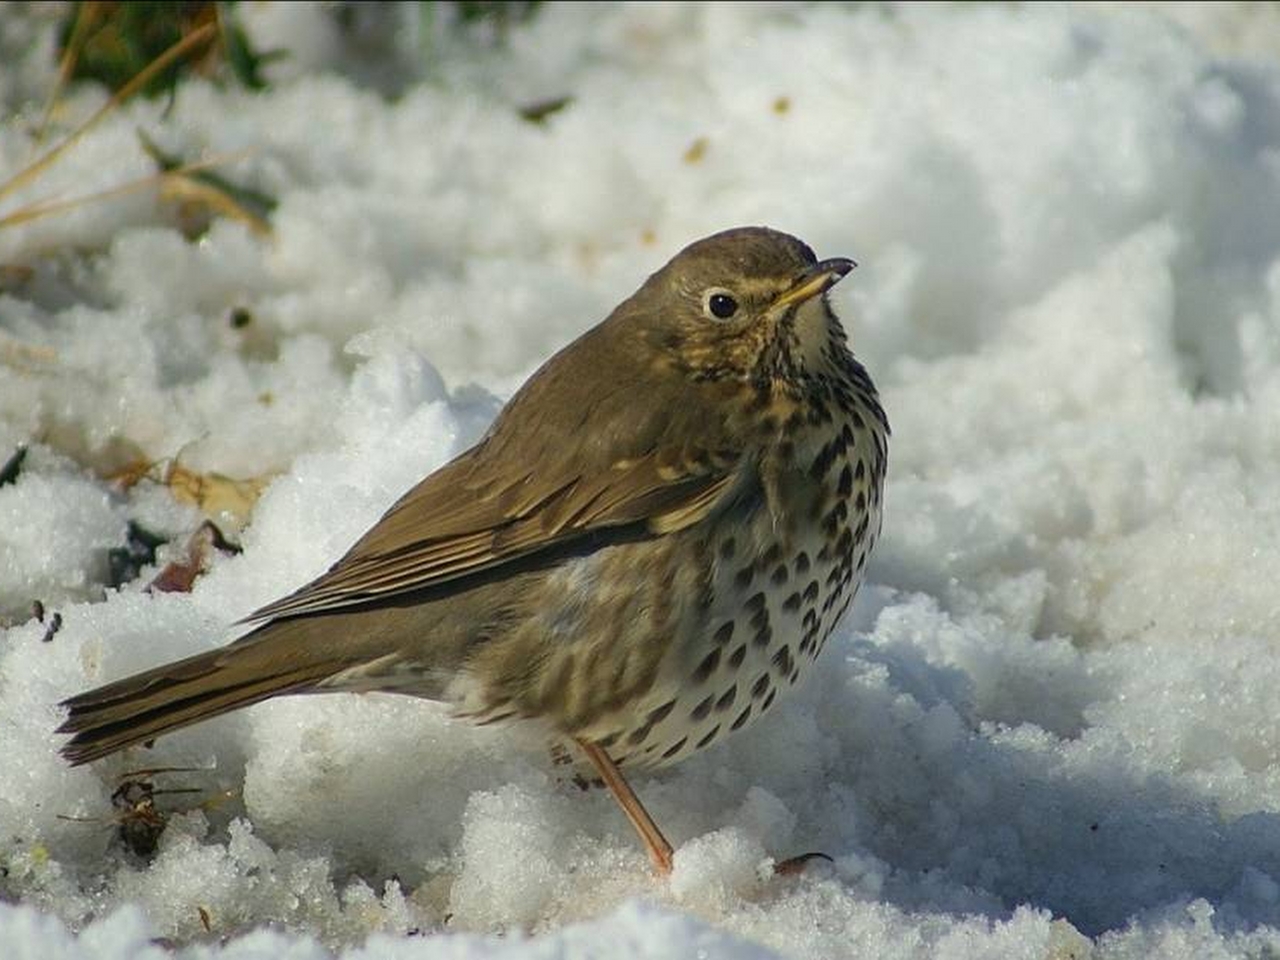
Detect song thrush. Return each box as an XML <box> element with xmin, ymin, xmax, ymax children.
<box><xmin>58</xmin><ymin>226</ymin><xmax>889</xmax><ymax>874</ymax></box>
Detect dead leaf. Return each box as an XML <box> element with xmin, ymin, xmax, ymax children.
<box><xmin>163</xmin><ymin>462</ymin><xmax>273</xmax><ymax>528</ymax></box>
<box><xmin>146</xmin><ymin>520</ymin><xmax>242</xmax><ymax>594</ymax></box>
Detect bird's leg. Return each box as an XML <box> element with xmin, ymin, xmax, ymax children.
<box><xmin>575</xmin><ymin>738</ymin><xmax>674</xmax><ymax>875</ymax></box>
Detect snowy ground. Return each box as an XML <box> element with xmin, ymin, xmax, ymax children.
<box><xmin>3</xmin><ymin>2</ymin><xmax>1280</xmax><ymax>957</ymax></box>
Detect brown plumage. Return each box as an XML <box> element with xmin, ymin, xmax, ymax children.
<box><xmin>57</xmin><ymin>226</ymin><xmax>889</xmax><ymax>873</ymax></box>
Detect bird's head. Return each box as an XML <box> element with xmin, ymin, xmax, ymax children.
<box><xmin>627</xmin><ymin>226</ymin><xmax>857</xmax><ymax>388</ymax></box>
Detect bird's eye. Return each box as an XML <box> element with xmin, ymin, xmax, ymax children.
<box><xmin>704</xmin><ymin>290</ymin><xmax>739</xmax><ymax>321</ymax></box>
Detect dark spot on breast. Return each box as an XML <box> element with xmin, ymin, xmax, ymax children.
<box><xmin>809</xmin><ymin>448</ymin><xmax>831</xmax><ymax>480</ymax></box>
<box><xmin>854</xmin><ymin>459</ymin><xmax>866</xmax><ymax>482</ymax></box>
<box><xmin>803</xmin><ymin>580</ymin><xmax>820</xmax><ymax>603</ymax></box>
<box><xmin>715</xmin><ymin>686</ymin><xmax>737</xmax><ymax>712</ymax></box>
<box><xmin>696</xmin><ymin>725</ymin><xmax>721</xmax><ymax>749</ymax></box>
<box><xmin>801</xmin><ymin>618</ymin><xmax>823</xmax><ymax>654</ymax></box>
<box><xmin>822</xmin><ymin>501</ymin><xmax>848</xmax><ymax>536</ymax></box>
<box><xmin>735</xmin><ymin>564</ymin><xmax>755</xmax><ymax>589</ymax></box>
<box><xmin>762</xmin><ymin>689</ymin><xmax>777</xmax><ymax>711</ymax></box>
<box><xmin>795</xmin><ymin>552</ymin><xmax>810</xmax><ymax>574</ymax></box>
<box><xmin>761</xmin><ymin>543</ymin><xmax>782</xmax><ymax>566</ymax></box>
<box><xmin>754</xmin><ymin>623</ymin><xmax>773</xmax><ymax>648</ymax></box>
<box><xmin>627</xmin><ymin>723</ymin><xmax>652</xmax><ymax>746</ymax></box>
<box><xmin>751</xmin><ymin>673</ymin><xmax>771</xmax><ymax>699</ymax></box>
<box><xmin>692</xmin><ymin>648</ymin><xmax>721</xmax><ymax>684</ymax></box>
<box><xmin>713</xmin><ymin>621</ymin><xmax>735</xmax><ymax>645</ymax></box>
<box><xmin>789</xmin><ymin>669</ymin><xmax>800</xmax><ymax>684</ymax></box>
<box><xmin>837</xmin><ymin>465</ymin><xmax>853</xmax><ymax>497</ymax></box>
<box><xmin>772</xmin><ymin>644</ymin><xmax>793</xmax><ymax>677</ymax></box>
<box><xmin>771</xmin><ymin>564</ymin><xmax>788</xmax><ymax>585</ymax></box>
<box><xmin>662</xmin><ymin>737</ymin><xmax>688</xmax><ymax>760</ymax></box>
<box><xmin>728</xmin><ymin>644</ymin><xmax>747</xmax><ymax>669</ymax></box>
<box><xmin>648</xmin><ymin>700</ymin><xmax>676</xmax><ymax>725</ymax></box>
<box><xmin>782</xmin><ymin>592</ymin><xmax>802</xmax><ymax>612</ymax></box>
<box><xmin>750</xmin><ymin>605</ymin><xmax>770</xmax><ymax>632</ymax></box>
<box><xmin>597</xmin><ymin>732</ymin><xmax>618</xmax><ymax>748</ymax></box>
<box><xmin>731</xmin><ymin>706</ymin><xmax>752</xmax><ymax>731</ymax></box>
<box><xmin>745</xmin><ymin>591</ymin><xmax>767</xmax><ymax>613</ymax></box>
<box><xmin>719</xmin><ymin>537</ymin><xmax>736</xmax><ymax>560</ymax></box>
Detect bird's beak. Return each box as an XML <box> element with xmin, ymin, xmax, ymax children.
<box><xmin>773</xmin><ymin>257</ymin><xmax>857</xmax><ymax>309</ymax></box>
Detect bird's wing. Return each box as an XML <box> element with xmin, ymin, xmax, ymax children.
<box><xmin>244</xmin><ymin>309</ymin><xmax>750</xmax><ymax>623</ymax></box>
<box><xmin>243</xmin><ymin>443</ymin><xmax>742</xmax><ymax>622</ymax></box>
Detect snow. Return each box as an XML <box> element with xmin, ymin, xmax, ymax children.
<box><xmin>3</xmin><ymin>1</ymin><xmax>1280</xmax><ymax>957</ymax></box>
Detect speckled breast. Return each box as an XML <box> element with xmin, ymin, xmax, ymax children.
<box><xmin>597</xmin><ymin>401</ymin><xmax>888</xmax><ymax>770</ymax></box>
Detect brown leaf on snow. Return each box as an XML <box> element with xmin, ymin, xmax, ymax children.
<box><xmin>146</xmin><ymin>520</ymin><xmax>242</xmax><ymax>594</ymax></box>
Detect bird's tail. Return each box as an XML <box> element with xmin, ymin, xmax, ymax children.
<box><xmin>57</xmin><ymin>621</ymin><xmax>338</xmax><ymax>766</ymax></box>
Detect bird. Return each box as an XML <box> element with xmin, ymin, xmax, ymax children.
<box><xmin>57</xmin><ymin>226</ymin><xmax>889</xmax><ymax>875</ymax></box>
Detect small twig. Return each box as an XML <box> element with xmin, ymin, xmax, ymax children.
<box><xmin>119</xmin><ymin>765</ymin><xmax>208</xmax><ymax>778</ymax></box>
<box><xmin>32</xmin><ymin>2</ymin><xmax>102</xmax><ymax>146</ymax></box>
<box><xmin>0</xmin><ymin>148</ymin><xmax>257</xmax><ymax>230</ymax></box>
<box><xmin>0</xmin><ymin>21</ymin><xmax>217</xmax><ymax>205</ymax></box>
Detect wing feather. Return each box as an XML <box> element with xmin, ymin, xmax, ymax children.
<box><xmin>244</xmin><ymin>309</ymin><xmax>750</xmax><ymax>624</ymax></box>
<box><xmin>245</xmin><ymin>449</ymin><xmax>741</xmax><ymax>622</ymax></box>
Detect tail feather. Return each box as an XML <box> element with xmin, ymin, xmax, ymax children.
<box><xmin>57</xmin><ymin>632</ymin><xmax>337</xmax><ymax>765</ymax></box>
